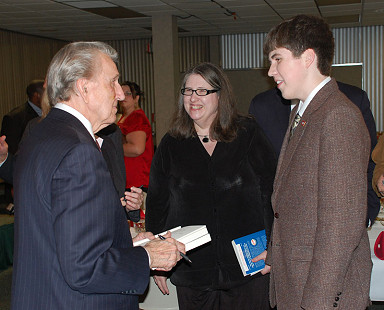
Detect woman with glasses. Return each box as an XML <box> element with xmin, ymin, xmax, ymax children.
<box><xmin>117</xmin><ymin>81</ymin><xmax>154</xmax><ymax>195</ymax></box>
<box><xmin>146</xmin><ymin>62</ymin><xmax>276</xmax><ymax>310</ymax></box>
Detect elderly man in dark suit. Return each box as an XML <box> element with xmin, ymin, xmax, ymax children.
<box><xmin>249</xmin><ymin>82</ymin><xmax>380</xmax><ymax>226</ymax></box>
<box><xmin>11</xmin><ymin>41</ymin><xmax>184</xmax><ymax>310</ymax></box>
<box><xmin>259</xmin><ymin>15</ymin><xmax>372</xmax><ymax>309</ymax></box>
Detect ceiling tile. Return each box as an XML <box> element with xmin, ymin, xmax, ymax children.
<box><xmin>0</xmin><ymin>0</ymin><xmax>382</xmax><ymax>41</ymax></box>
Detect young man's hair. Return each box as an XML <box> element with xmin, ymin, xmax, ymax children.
<box><xmin>263</xmin><ymin>15</ymin><xmax>334</xmax><ymax>76</ymax></box>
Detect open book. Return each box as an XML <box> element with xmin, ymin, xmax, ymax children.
<box><xmin>133</xmin><ymin>225</ymin><xmax>211</xmax><ymax>252</ymax></box>
<box><xmin>232</xmin><ymin>229</ymin><xmax>267</xmax><ymax>276</ymax></box>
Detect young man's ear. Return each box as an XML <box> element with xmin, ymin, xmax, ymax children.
<box><xmin>303</xmin><ymin>48</ymin><xmax>316</xmax><ymax>68</ymax></box>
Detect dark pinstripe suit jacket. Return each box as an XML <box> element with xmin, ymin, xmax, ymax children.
<box><xmin>12</xmin><ymin>108</ymin><xmax>149</xmax><ymax>310</ymax></box>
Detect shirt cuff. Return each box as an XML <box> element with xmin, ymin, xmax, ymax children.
<box><xmin>143</xmin><ymin>247</ymin><xmax>151</xmax><ymax>266</ymax></box>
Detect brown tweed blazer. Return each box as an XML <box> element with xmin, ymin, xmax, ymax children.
<box><xmin>268</xmin><ymin>78</ymin><xmax>372</xmax><ymax>310</ymax></box>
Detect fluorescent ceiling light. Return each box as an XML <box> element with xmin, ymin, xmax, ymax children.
<box><xmin>58</xmin><ymin>1</ymin><xmax>117</xmax><ymax>9</ymax></box>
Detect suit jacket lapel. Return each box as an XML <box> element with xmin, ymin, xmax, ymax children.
<box><xmin>273</xmin><ymin>104</ymin><xmax>298</xmax><ymax>198</ymax></box>
<box><xmin>273</xmin><ymin>78</ymin><xmax>339</xmax><ymax>205</ymax></box>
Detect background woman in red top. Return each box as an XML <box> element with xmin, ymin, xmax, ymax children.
<box><xmin>117</xmin><ymin>81</ymin><xmax>154</xmax><ymax>191</ymax></box>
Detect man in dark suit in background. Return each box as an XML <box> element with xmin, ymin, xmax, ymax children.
<box><xmin>249</xmin><ymin>81</ymin><xmax>380</xmax><ymax>225</ymax></box>
<box><xmin>11</xmin><ymin>41</ymin><xmax>183</xmax><ymax>310</ymax></box>
<box><xmin>1</xmin><ymin>80</ymin><xmax>44</xmax><ymax>154</ymax></box>
<box><xmin>0</xmin><ymin>80</ymin><xmax>44</xmax><ymax>210</ymax></box>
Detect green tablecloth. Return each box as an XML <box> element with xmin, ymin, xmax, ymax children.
<box><xmin>0</xmin><ymin>223</ymin><xmax>14</xmax><ymax>270</ymax></box>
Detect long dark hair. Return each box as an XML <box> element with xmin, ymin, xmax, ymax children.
<box><xmin>121</xmin><ymin>81</ymin><xmax>143</xmax><ymax>106</ymax></box>
<box><xmin>169</xmin><ymin>62</ymin><xmax>239</xmax><ymax>142</ymax></box>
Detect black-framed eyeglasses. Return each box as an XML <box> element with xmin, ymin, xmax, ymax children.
<box><xmin>181</xmin><ymin>88</ymin><xmax>220</xmax><ymax>96</ymax></box>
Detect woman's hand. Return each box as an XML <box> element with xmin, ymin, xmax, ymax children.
<box><xmin>153</xmin><ymin>275</ymin><xmax>170</xmax><ymax>295</ymax></box>
<box><xmin>121</xmin><ymin>186</ymin><xmax>144</xmax><ymax>211</ymax></box>
<box><xmin>0</xmin><ymin>135</ymin><xmax>8</xmax><ymax>163</ymax></box>
<box><xmin>132</xmin><ymin>231</ymin><xmax>154</xmax><ymax>243</ymax></box>
<box><xmin>251</xmin><ymin>250</ymin><xmax>271</xmax><ymax>275</ymax></box>
<box><xmin>377</xmin><ymin>174</ymin><xmax>384</xmax><ymax>196</ymax></box>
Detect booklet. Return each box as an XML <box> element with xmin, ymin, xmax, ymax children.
<box><xmin>231</xmin><ymin>229</ymin><xmax>267</xmax><ymax>276</ymax></box>
<box><xmin>133</xmin><ymin>225</ymin><xmax>211</xmax><ymax>252</ymax></box>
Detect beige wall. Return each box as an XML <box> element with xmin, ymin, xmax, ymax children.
<box><xmin>0</xmin><ymin>29</ymin><xmax>66</xmax><ymax>123</ymax></box>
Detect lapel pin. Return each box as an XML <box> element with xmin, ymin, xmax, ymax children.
<box><xmin>301</xmin><ymin>121</ymin><xmax>307</xmax><ymax>127</ymax></box>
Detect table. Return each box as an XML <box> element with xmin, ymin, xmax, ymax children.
<box><xmin>368</xmin><ymin>220</ymin><xmax>384</xmax><ymax>301</ymax></box>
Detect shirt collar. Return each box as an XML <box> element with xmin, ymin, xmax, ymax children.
<box><xmin>54</xmin><ymin>103</ymin><xmax>96</xmax><ymax>141</ymax></box>
<box><xmin>28</xmin><ymin>100</ymin><xmax>42</xmax><ymax>117</ymax></box>
<box><xmin>297</xmin><ymin>76</ymin><xmax>331</xmax><ymax>116</ymax></box>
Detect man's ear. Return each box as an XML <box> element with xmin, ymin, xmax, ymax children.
<box><xmin>303</xmin><ymin>48</ymin><xmax>316</xmax><ymax>68</ymax></box>
<box><xmin>76</xmin><ymin>78</ymin><xmax>89</xmax><ymax>102</ymax></box>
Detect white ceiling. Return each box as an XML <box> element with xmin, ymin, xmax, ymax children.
<box><xmin>0</xmin><ymin>0</ymin><xmax>383</xmax><ymax>42</ymax></box>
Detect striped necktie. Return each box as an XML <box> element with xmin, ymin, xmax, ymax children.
<box><xmin>290</xmin><ymin>113</ymin><xmax>301</xmax><ymax>138</ymax></box>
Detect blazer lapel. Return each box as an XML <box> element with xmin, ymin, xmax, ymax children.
<box><xmin>273</xmin><ymin>104</ymin><xmax>299</xmax><ymax>199</ymax></box>
<box><xmin>273</xmin><ymin>78</ymin><xmax>339</xmax><ymax>204</ymax></box>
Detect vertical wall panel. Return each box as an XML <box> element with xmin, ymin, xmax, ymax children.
<box><xmin>179</xmin><ymin>36</ymin><xmax>210</xmax><ymax>72</ymax></box>
<box><xmin>0</xmin><ymin>29</ymin><xmax>65</xmax><ymax>122</ymax></box>
<box><xmin>361</xmin><ymin>26</ymin><xmax>384</xmax><ymax>132</ymax></box>
<box><xmin>333</xmin><ymin>27</ymin><xmax>361</xmax><ymax>64</ymax></box>
<box><xmin>221</xmin><ymin>33</ymin><xmax>266</xmax><ymax>69</ymax></box>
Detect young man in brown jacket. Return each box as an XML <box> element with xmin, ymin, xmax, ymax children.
<box><xmin>262</xmin><ymin>15</ymin><xmax>372</xmax><ymax>309</ymax></box>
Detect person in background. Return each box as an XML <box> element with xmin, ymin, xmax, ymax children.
<box><xmin>372</xmin><ymin>134</ymin><xmax>384</xmax><ymax>197</ymax></box>
<box><xmin>1</xmin><ymin>79</ymin><xmax>44</xmax><ymax>212</ymax></box>
<box><xmin>11</xmin><ymin>41</ymin><xmax>183</xmax><ymax>310</ymax></box>
<box><xmin>117</xmin><ymin>81</ymin><xmax>154</xmax><ymax>192</ymax></box>
<box><xmin>249</xmin><ymin>82</ymin><xmax>380</xmax><ymax>226</ymax></box>
<box><xmin>1</xmin><ymin>79</ymin><xmax>44</xmax><ymax>154</ymax></box>
<box><xmin>263</xmin><ymin>15</ymin><xmax>372</xmax><ymax>309</ymax></box>
<box><xmin>146</xmin><ymin>62</ymin><xmax>276</xmax><ymax>310</ymax></box>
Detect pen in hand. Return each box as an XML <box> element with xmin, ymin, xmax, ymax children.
<box><xmin>158</xmin><ymin>234</ymin><xmax>192</xmax><ymax>264</ymax></box>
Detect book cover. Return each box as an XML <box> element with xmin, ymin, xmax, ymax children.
<box><xmin>231</xmin><ymin>229</ymin><xmax>267</xmax><ymax>277</ymax></box>
<box><xmin>133</xmin><ymin>225</ymin><xmax>211</xmax><ymax>252</ymax></box>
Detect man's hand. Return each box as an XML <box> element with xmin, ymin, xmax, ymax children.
<box><xmin>0</xmin><ymin>135</ymin><xmax>8</xmax><ymax>163</ymax></box>
<box><xmin>121</xmin><ymin>186</ymin><xmax>144</xmax><ymax>210</ymax></box>
<box><xmin>377</xmin><ymin>174</ymin><xmax>384</xmax><ymax>196</ymax></box>
<box><xmin>143</xmin><ymin>231</ymin><xmax>185</xmax><ymax>271</ymax></box>
<box><xmin>251</xmin><ymin>250</ymin><xmax>271</xmax><ymax>275</ymax></box>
